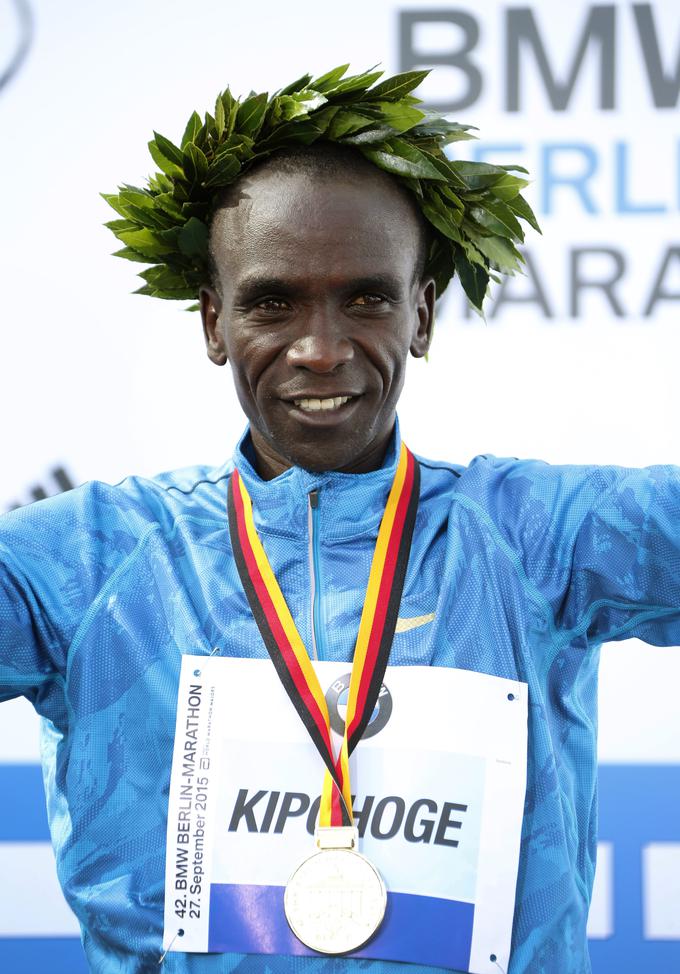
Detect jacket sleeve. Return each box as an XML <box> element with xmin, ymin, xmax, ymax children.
<box><xmin>475</xmin><ymin>457</ymin><xmax>680</xmax><ymax>649</ymax></box>
<box><xmin>0</xmin><ymin>544</ymin><xmax>67</xmax><ymax>705</ymax></box>
<box><xmin>558</xmin><ymin>463</ymin><xmax>680</xmax><ymax>647</ymax></box>
<box><xmin>0</xmin><ymin>480</ymin><xmax>148</xmax><ymax>707</ymax></box>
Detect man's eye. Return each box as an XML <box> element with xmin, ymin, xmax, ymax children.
<box><xmin>254</xmin><ymin>298</ymin><xmax>290</xmax><ymax>313</ymax></box>
<box><xmin>351</xmin><ymin>294</ymin><xmax>387</xmax><ymax>307</ymax></box>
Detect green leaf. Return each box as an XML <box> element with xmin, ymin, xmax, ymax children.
<box><xmin>328</xmin><ymin>110</ymin><xmax>374</xmax><ymax>140</ymax></box>
<box><xmin>213</xmin><ymin>133</ymin><xmax>254</xmax><ymax>161</ymax></box>
<box><xmin>341</xmin><ymin>125</ymin><xmax>399</xmax><ymax>146</ymax></box>
<box><xmin>148</xmin><ymin>172</ymin><xmax>174</xmax><ymax>194</ymax></box>
<box><xmin>439</xmin><ymin>184</ymin><xmax>464</xmax><ymax>211</ymax></box>
<box><xmin>236</xmin><ymin>92</ymin><xmax>268</xmax><ymax>137</ymax></box>
<box><xmin>472</xmin><ymin>234</ymin><xmax>524</xmax><ymax>273</ymax></box>
<box><xmin>135</xmin><ymin>282</ymin><xmax>198</xmax><ymax>301</ymax></box>
<box><xmin>412</xmin><ymin>116</ymin><xmax>477</xmax><ymax>145</ymax></box>
<box><xmin>154</xmin><ymin>192</ymin><xmax>184</xmax><ymax>220</ymax></box>
<box><xmin>488</xmin><ymin>173</ymin><xmax>530</xmax><ymax>202</ymax></box>
<box><xmin>105</xmin><ymin>217</ymin><xmax>137</xmax><ymax>233</ymax></box>
<box><xmin>277</xmin><ymin>90</ymin><xmax>328</xmax><ymax>121</ymax></box>
<box><xmin>449</xmin><ymin>160</ymin><xmax>508</xmax><ymax>190</ymax></box>
<box><xmin>148</xmin><ymin>144</ymin><xmax>183</xmax><ymax>178</ymax></box>
<box><xmin>215</xmin><ymin>95</ymin><xmax>226</xmax><ymax>137</ymax></box>
<box><xmin>369</xmin><ymin>100</ymin><xmax>425</xmax><ymax>133</ymax></box>
<box><xmin>419</xmin><ymin>150</ymin><xmax>469</xmax><ymax>188</ymax></box>
<box><xmin>152</xmin><ymin>131</ymin><xmax>184</xmax><ymax>167</ymax></box>
<box><xmin>140</xmin><ymin>265</ymin><xmax>193</xmax><ymax>290</ymax></box>
<box><xmin>426</xmin><ymin>241</ymin><xmax>455</xmax><ymax>297</ymax></box>
<box><xmin>155</xmin><ymin>226</ymin><xmax>182</xmax><ymax>249</ymax></box>
<box><xmin>203</xmin><ymin>153</ymin><xmax>241</xmax><ymax>188</ymax></box>
<box><xmin>455</xmin><ymin>248</ymin><xmax>488</xmax><ymax>310</ymax></box>
<box><xmin>113</xmin><ymin>246</ymin><xmax>150</xmax><ymax>263</ymax></box>
<box><xmin>312</xmin><ymin>64</ymin><xmax>350</xmax><ymax>92</ymax></box>
<box><xmin>304</xmin><ymin>104</ymin><xmax>340</xmax><ymax>136</ymax></box>
<box><xmin>179</xmin><ymin>200</ymin><xmax>207</xmax><ymax>219</ymax></box>
<box><xmin>500</xmin><ymin>163</ymin><xmax>530</xmax><ymax>174</ymax></box>
<box><xmin>118</xmin><ymin>228</ymin><xmax>175</xmax><ymax>258</ymax></box>
<box><xmin>278</xmin><ymin>73</ymin><xmax>313</xmax><ymax>96</ymax></box>
<box><xmin>507</xmin><ymin>193</ymin><xmax>542</xmax><ymax>234</ymax></box>
<box><xmin>459</xmin><ymin>235</ymin><xmax>487</xmax><ymax>267</ymax></box>
<box><xmin>181</xmin><ymin>111</ymin><xmax>202</xmax><ymax>149</ymax></box>
<box><xmin>182</xmin><ymin>142</ymin><xmax>209</xmax><ymax>186</ymax></box>
<box><xmin>362</xmin><ymin>139</ymin><xmax>447</xmax><ymax>181</ymax></box>
<box><xmin>124</xmin><ymin>203</ymin><xmax>174</xmax><ymax>231</ymax></box>
<box><xmin>324</xmin><ymin>69</ymin><xmax>383</xmax><ymax>98</ymax></box>
<box><xmin>402</xmin><ymin>177</ymin><xmax>424</xmax><ymax>198</ymax></box>
<box><xmin>101</xmin><ymin>192</ymin><xmax>131</xmax><ymax>220</ymax></box>
<box><xmin>470</xmin><ymin>200</ymin><xmax>524</xmax><ymax>241</ymax></box>
<box><xmin>367</xmin><ymin>70</ymin><xmax>429</xmax><ymax>100</ymax></box>
<box><xmin>219</xmin><ymin>88</ymin><xmax>239</xmax><ymax>139</ymax></box>
<box><xmin>422</xmin><ymin>202</ymin><xmax>463</xmax><ymax>243</ymax></box>
<box><xmin>118</xmin><ymin>187</ymin><xmax>154</xmax><ymax>209</ymax></box>
<box><xmin>177</xmin><ymin>217</ymin><xmax>209</xmax><ymax>259</ymax></box>
<box><xmin>257</xmin><ymin>120</ymin><xmax>320</xmax><ymax>150</ymax></box>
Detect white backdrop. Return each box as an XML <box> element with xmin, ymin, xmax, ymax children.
<box><xmin>0</xmin><ymin>1</ymin><xmax>678</xmax><ymax>970</ymax></box>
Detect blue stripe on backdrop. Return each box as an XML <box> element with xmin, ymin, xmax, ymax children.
<box><xmin>0</xmin><ymin>764</ymin><xmax>87</xmax><ymax>973</ymax></box>
<box><xmin>0</xmin><ymin>766</ymin><xmax>678</xmax><ymax>973</ymax></box>
<box><xmin>0</xmin><ymin>938</ymin><xmax>88</xmax><ymax>974</ymax></box>
<box><xmin>0</xmin><ymin>765</ymin><xmax>50</xmax><ymax>840</ymax></box>
<box><xmin>589</xmin><ymin>766</ymin><xmax>680</xmax><ymax>974</ymax></box>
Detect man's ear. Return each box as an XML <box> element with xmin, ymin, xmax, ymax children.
<box><xmin>200</xmin><ymin>286</ymin><xmax>227</xmax><ymax>366</ymax></box>
<box><xmin>410</xmin><ymin>277</ymin><xmax>436</xmax><ymax>359</ymax></box>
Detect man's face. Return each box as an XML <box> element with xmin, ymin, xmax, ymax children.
<box><xmin>200</xmin><ymin>166</ymin><xmax>435</xmax><ymax>477</ymax></box>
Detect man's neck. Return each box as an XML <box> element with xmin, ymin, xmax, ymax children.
<box><xmin>249</xmin><ymin>428</ymin><xmax>394</xmax><ymax>481</ymax></box>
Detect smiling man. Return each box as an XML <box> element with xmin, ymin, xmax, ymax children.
<box><xmin>0</xmin><ymin>67</ymin><xmax>679</xmax><ymax>974</ymax></box>
<box><xmin>201</xmin><ymin>145</ymin><xmax>434</xmax><ymax>479</ymax></box>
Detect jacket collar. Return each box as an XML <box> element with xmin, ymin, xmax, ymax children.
<box><xmin>232</xmin><ymin>421</ymin><xmax>403</xmax><ymax>541</ymax></box>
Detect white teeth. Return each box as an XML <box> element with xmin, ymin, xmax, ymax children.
<box><xmin>293</xmin><ymin>396</ymin><xmax>351</xmax><ymax>412</ymax></box>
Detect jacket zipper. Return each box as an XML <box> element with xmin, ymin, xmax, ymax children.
<box><xmin>307</xmin><ymin>489</ymin><xmax>327</xmax><ymax>661</ymax></box>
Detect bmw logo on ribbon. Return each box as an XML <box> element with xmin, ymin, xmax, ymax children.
<box><xmin>325</xmin><ymin>673</ymin><xmax>393</xmax><ymax>739</ymax></box>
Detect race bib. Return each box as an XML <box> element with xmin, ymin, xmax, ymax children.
<box><xmin>163</xmin><ymin>656</ymin><xmax>527</xmax><ymax>974</ymax></box>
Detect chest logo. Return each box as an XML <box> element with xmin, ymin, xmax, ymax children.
<box><xmin>395</xmin><ymin>612</ymin><xmax>435</xmax><ymax>634</ymax></box>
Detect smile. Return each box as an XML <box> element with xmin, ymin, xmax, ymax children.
<box><xmin>292</xmin><ymin>395</ymin><xmax>353</xmax><ymax>412</ymax></box>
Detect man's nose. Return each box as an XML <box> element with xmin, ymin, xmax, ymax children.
<box><xmin>286</xmin><ymin>314</ymin><xmax>354</xmax><ymax>373</ymax></box>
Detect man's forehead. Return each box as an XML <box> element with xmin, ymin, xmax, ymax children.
<box><xmin>216</xmin><ymin>171</ymin><xmax>413</xmax><ymax>231</ymax></box>
<box><xmin>210</xmin><ymin>170</ymin><xmax>421</xmax><ymax>281</ymax></box>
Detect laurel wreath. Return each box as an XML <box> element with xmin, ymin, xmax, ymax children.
<box><xmin>103</xmin><ymin>65</ymin><xmax>539</xmax><ymax>312</ymax></box>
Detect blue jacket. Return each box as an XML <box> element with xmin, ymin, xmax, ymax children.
<box><xmin>1</xmin><ymin>426</ymin><xmax>679</xmax><ymax>974</ymax></box>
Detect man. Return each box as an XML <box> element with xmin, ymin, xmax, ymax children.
<box><xmin>1</xmin><ymin>66</ymin><xmax>679</xmax><ymax>974</ymax></box>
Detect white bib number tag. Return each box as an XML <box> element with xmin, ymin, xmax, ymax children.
<box><xmin>163</xmin><ymin>657</ymin><xmax>527</xmax><ymax>974</ymax></box>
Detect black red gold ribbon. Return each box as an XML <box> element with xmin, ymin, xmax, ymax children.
<box><xmin>228</xmin><ymin>443</ymin><xmax>420</xmax><ymax>827</ymax></box>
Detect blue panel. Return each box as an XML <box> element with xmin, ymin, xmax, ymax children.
<box><xmin>590</xmin><ymin>765</ymin><xmax>680</xmax><ymax>972</ymax></box>
<box><xmin>0</xmin><ymin>937</ymin><xmax>87</xmax><ymax>974</ymax></box>
<box><xmin>0</xmin><ymin>767</ymin><xmax>86</xmax><ymax>972</ymax></box>
<box><xmin>209</xmin><ymin>883</ymin><xmax>474</xmax><ymax>969</ymax></box>
<box><xmin>0</xmin><ymin>765</ymin><xmax>50</xmax><ymax>840</ymax></box>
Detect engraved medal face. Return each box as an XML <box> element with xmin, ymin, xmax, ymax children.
<box><xmin>284</xmin><ymin>847</ymin><xmax>387</xmax><ymax>955</ymax></box>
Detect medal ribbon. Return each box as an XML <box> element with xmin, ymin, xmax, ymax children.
<box><xmin>227</xmin><ymin>442</ymin><xmax>420</xmax><ymax>828</ymax></box>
